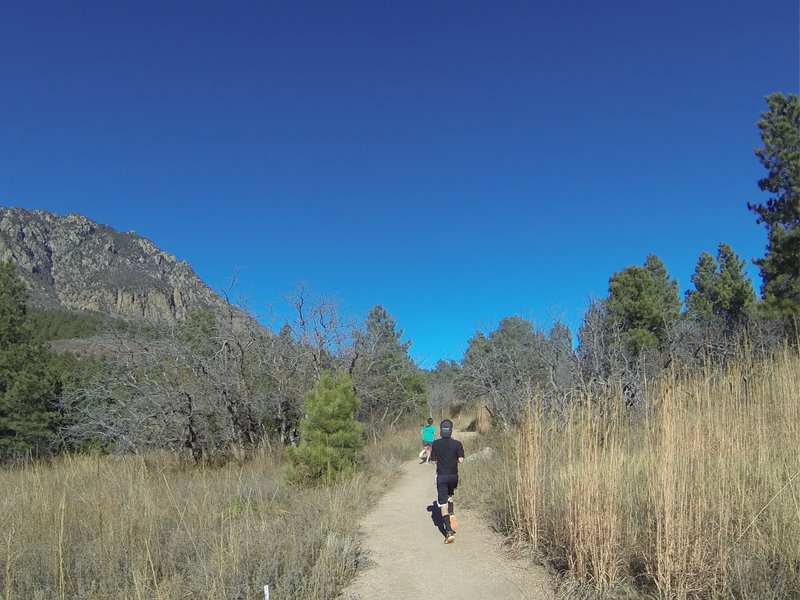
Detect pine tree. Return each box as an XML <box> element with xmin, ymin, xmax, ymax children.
<box><xmin>290</xmin><ymin>370</ymin><xmax>364</xmax><ymax>481</ymax></box>
<box><xmin>748</xmin><ymin>93</ymin><xmax>800</xmax><ymax>314</ymax></box>
<box><xmin>716</xmin><ymin>243</ymin><xmax>757</xmax><ymax>326</ymax></box>
<box><xmin>459</xmin><ymin>317</ymin><xmax>570</xmax><ymax>426</ymax></box>
<box><xmin>350</xmin><ymin>305</ymin><xmax>425</xmax><ymax>428</ymax></box>
<box><xmin>604</xmin><ymin>254</ymin><xmax>681</xmax><ymax>353</ymax></box>
<box><xmin>686</xmin><ymin>243</ymin><xmax>756</xmax><ymax>328</ymax></box>
<box><xmin>0</xmin><ymin>261</ymin><xmax>59</xmax><ymax>458</ymax></box>
<box><xmin>686</xmin><ymin>252</ymin><xmax>718</xmax><ymax>321</ymax></box>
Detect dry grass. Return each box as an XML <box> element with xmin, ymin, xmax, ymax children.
<box><xmin>464</xmin><ymin>347</ymin><xmax>800</xmax><ymax>599</ymax></box>
<box><xmin>465</xmin><ymin>401</ymin><xmax>493</xmax><ymax>435</ymax></box>
<box><xmin>1</xmin><ymin>431</ymin><xmax>417</xmax><ymax>599</ymax></box>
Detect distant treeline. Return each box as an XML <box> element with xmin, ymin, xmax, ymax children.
<box><xmin>27</xmin><ymin>307</ymin><xmax>127</xmax><ymax>342</ymax></box>
<box><xmin>1</xmin><ymin>92</ymin><xmax>798</xmax><ymax>469</ymax></box>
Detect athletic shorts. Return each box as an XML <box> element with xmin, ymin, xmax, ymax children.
<box><xmin>435</xmin><ymin>474</ymin><xmax>459</xmax><ymax>506</ymax></box>
<box><xmin>422</xmin><ymin>440</ymin><xmax>433</xmax><ymax>447</ymax></box>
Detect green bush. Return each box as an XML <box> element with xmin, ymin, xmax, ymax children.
<box><xmin>290</xmin><ymin>371</ymin><xmax>364</xmax><ymax>482</ymax></box>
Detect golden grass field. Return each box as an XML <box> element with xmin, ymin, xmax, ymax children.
<box><xmin>4</xmin><ymin>349</ymin><xmax>799</xmax><ymax>599</ymax></box>
<box><xmin>462</xmin><ymin>347</ymin><xmax>800</xmax><ymax>599</ymax></box>
<box><xmin>1</xmin><ymin>431</ymin><xmax>416</xmax><ymax>599</ymax></box>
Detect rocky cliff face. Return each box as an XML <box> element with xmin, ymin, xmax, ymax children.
<box><xmin>0</xmin><ymin>206</ymin><xmax>230</xmax><ymax>322</ymax></box>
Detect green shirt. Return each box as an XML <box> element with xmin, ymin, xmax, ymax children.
<box><xmin>422</xmin><ymin>425</ymin><xmax>437</xmax><ymax>443</ymax></box>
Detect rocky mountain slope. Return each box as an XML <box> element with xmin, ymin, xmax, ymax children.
<box><xmin>0</xmin><ymin>206</ymin><xmax>232</xmax><ymax>323</ymax></box>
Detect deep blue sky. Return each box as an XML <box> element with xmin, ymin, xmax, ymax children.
<box><xmin>2</xmin><ymin>1</ymin><xmax>798</xmax><ymax>366</ymax></box>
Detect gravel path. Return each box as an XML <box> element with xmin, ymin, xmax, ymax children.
<box><xmin>338</xmin><ymin>446</ymin><xmax>554</xmax><ymax>600</ymax></box>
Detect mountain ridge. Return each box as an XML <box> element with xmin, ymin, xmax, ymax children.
<box><xmin>0</xmin><ymin>206</ymin><xmax>233</xmax><ymax>324</ymax></box>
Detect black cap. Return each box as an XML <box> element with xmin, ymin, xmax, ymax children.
<box><xmin>440</xmin><ymin>419</ymin><xmax>453</xmax><ymax>438</ymax></box>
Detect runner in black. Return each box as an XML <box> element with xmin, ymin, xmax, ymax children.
<box><xmin>429</xmin><ymin>419</ymin><xmax>465</xmax><ymax>544</ymax></box>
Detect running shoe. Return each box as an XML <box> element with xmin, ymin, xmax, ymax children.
<box><xmin>449</xmin><ymin>514</ymin><xmax>458</xmax><ymax>532</ymax></box>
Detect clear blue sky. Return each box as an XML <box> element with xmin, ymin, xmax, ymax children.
<box><xmin>1</xmin><ymin>1</ymin><xmax>798</xmax><ymax>366</ymax></box>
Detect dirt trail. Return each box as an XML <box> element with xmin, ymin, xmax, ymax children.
<box><xmin>339</xmin><ymin>433</ymin><xmax>554</xmax><ymax>600</ymax></box>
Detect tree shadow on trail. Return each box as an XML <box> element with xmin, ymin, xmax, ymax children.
<box><xmin>426</xmin><ymin>500</ymin><xmax>447</xmax><ymax>538</ymax></box>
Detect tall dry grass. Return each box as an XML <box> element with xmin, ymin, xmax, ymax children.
<box><xmin>1</xmin><ymin>431</ymin><xmax>416</xmax><ymax>599</ymax></box>
<box><xmin>464</xmin><ymin>347</ymin><xmax>800</xmax><ymax>599</ymax></box>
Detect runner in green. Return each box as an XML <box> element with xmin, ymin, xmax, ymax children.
<box><xmin>420</xmin><ymin>418</ymin><xmax>437</xmax><ymax>464</ymax></box>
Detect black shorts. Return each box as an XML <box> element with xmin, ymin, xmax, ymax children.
<box><xmin>435</xmin><ymin>474</ymin><xmax>459</xmax><ymax>506</ymax></box>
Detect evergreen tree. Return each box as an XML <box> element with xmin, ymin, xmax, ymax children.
<box><xmin>350</xmin><ymin>305</ymin><xmax>425</xmax><ymax>428</ymax></box>
<box><xmin>686</xmin><ymin>243</ymin><xmax>756</xmax><ymax>328</ymax></box>
<box><xmin>604</xmin><ymin>254</ymin><xmax>681</xmax><ymax>353</ymax></box>
<box><xmin>26</xmin><ymin>308</ymin><xmax>123</xmax><ymax>342</ymax></box>
<box><xmin>545</xmin><ymin>321</ymin><xmax>576</xmax><ymax>396</ymax></box>
<box><xmin>460</xmin><ymin>317</ymin><xmax>567</xmax><ymax>425</ymax></box>
<box><xmin>290</xmin><ymin>370</ymin><xmax>364</xmax><ymax>481</ymax></box>
<box><xmin>462</xmin><ymin>330</ymin><xmax>492</xmax><ymax>367</ymax></box>
<box><xmin>425</xmin><ymin>359</ymin><xmax>461</xmax><ymax>418</ymax></box>
<box><xmin>177</xmin><ymin>307</ymin><xmax>218</xmax><ymax>356</ymax></box>
<box><xmin>686</xmin><ymin>252</ymin><xmax>718</xmax><ymax>321</ymax></box>
<box><xmin>489</xmin><ymin>316</ymin><xmax>547</xmax><ymax>386</ymax></box>
<box><xmin>0</xmin><ymin>261</ymin><xmax>59</xmax><ymax>458</ymax></box>
<box><xmin>748</xmin><ymin>93</ymin><xmax>800</xmax><ymax>314</ymax></box>
<box><xmin>457</xmin><ymin>330</ymin><xmax>493</xmax><ymax>401</ymax></box>
<box><xmin>548</xmin><ymin>321</ymin><xmax>573</xmax><ymax>355</ymax></box>
<box><xmin>716</xmin><ymin>243</ymin><xmax>757</xmax><ymax>326</ymax></box>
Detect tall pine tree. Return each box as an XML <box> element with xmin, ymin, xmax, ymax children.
<box><xmin>748</xmin><ymin>93</ymin><xmax>800</xmax><ymax>315</ymax></box>
<box><xmin>686</xmin><ymin>243</ymin><xmax>756</xmax><ymax>328</ymax></box>
<box><xmin>350</xmin><ymin>305</ymin><xmax>425</xmax><ymax>428</ymax></box>
<box><xmin>0</xmin><ymin>261</ymin><xmax>59</xmax><ymax>458</ymax></box>
<box><xmin>604</xmin><ymin>254</ymin><xmax>681</xmax><ymax>354</ymax></box>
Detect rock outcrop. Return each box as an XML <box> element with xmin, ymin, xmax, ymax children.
<box><xmin>0</xmin><ymin>206</ymin><xmax>231</xmax><ymax>322</ymax></box>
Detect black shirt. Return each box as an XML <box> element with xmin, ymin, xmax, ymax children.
<box><xmin>430</xmin><ymin>437</ymin><xmax>465</xmax><ymax>476</ymax></box>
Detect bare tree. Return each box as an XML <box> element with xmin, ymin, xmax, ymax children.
<box><xmin>425</xmin><ymin>360</ymin><xmax>461</xmax><ymax>419</ymax></box>
<box><xmin>459</xmin><ymin>316</ymin><xmax>578</xmax><ymax>428</ymax></box>
<box><xmin>348</xmin><ymin>305</ymin><xmax>426</xmax><ymax>433</ymax></box>
<box><xmin>284</xmin><ymin>284</ymin><xmax>353</xmax><ymax>378</ymax></box>
<box><xmin>60</xmin><ymin>300</ymin><xmax>285</xmax><ymax>462</ymax></box>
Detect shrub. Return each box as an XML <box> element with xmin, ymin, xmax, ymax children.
<box><xmin>290</xmin><ymin>371</ymin><xmax>364</xmax><ymax>482</ymax></box>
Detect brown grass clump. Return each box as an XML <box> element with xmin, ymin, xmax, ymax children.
<box><xmin>465</xmin><ymin>347</ymin><xmax>800</xmax><ymax>599</ymax></box>
<box><xmin>465</xmin><ymin>401</ymin><xmax>493</xmax><ymax>435</ymax></box>
<box><xmin>473</xmin><ymin>401</ymin><xmax>493</xmax><ymax>435</ymax></box>
<box><xmin>1</xmin><ymin>431</ymin><xmax>416</xmax><ymax>599</ymax></box>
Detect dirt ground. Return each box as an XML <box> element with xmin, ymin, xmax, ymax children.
<box><xmin>338</xmin><ymin>436</ymin><xmax>554</xmax><ymax>600</ymax></box>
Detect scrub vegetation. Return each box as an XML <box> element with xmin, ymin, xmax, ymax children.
<box><xmin>461</xmin><ymin>346</ymin><xmax>800</xmax><ymax>599</ymax></box>
<box><xmin>0</xmin><ymin>432</ymin><xmax>416</xmax><ymax>599</ymax></box>
<box><xmin>455</xmin><ymin>93</ymin><xmax>800</xmax><ymax>599</ymax></box>
<box><xmin>1</xmin><ymin>93</ymin><xmax>798</xmax><ymax>598</ymax></box>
